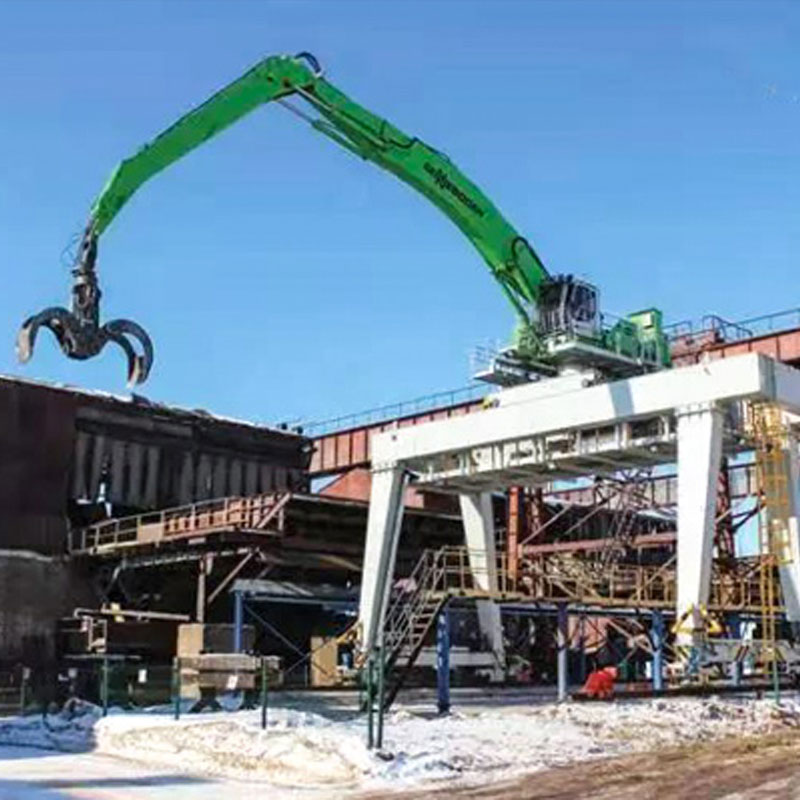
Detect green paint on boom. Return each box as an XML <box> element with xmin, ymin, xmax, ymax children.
<box><xmin>89</xmin><ymin>53</ymin><xmax>548</xmax><ymax>325</ymax></box>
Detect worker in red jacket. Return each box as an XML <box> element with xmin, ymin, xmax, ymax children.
<box><xmin>580</xmin><ymin>665</ymin><xmax>618</xmax><ymax>699</ymax></box>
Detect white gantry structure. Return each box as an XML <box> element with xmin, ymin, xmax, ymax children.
<box><xmin>357</xmin><ymin>353</ymin><xmax>800</xmax><ymax>656</ymax></box>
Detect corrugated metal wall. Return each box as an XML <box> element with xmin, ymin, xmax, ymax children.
<box><xmin>69</xmin><ymin>429</ymin><xmax>302</xmax><ymax>509</ymax></box>
<box><xmin>0</xmin><ymin>376</ymin><xmax>311</xmax><ymax>554</ymax></box>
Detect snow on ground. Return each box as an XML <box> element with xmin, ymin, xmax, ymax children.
<box><xmin>2</xmin><ymin>695</ymin><xmax>800</xmax><ymax>795</ymax></box>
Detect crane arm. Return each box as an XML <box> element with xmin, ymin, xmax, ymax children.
<box><xmin>18</xmin><ymin>52</ymin><xmax>670</xmax><ymax>386</ymax></box>
<box><xmin>17</xmin><ymin>52</ymin><xmax>559</xmax><ymax>385</ymax></box>
<box><xmin>90</xmin><ymin>55</ymin><xmax>318</xmax><ymax>235</ymax></box>
<box><xmin>90</xmin><ymin>52</ymin><xmax>548</xmax><ymax>318</ymax></box>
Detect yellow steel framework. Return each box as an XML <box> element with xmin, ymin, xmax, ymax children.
<box><xmin>748</xmin><ymin>401</ymin><xmax>793</xmax><ymax>679</ymax></box>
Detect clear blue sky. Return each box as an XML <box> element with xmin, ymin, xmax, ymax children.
<box><xmin>1</xmin><ymin>0</ymin><xmax>798</xmax><ymax>426</ymax></box>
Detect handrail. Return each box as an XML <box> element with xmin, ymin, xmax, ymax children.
<box><xmin>388</xmin><ymin>545</ymin><xmax>779</xmax><ymax>615</ymax></box>
<box><xmin>69</xmin><ymin>492</ymin><xmax>290</xmax><ymax>553</ymax></box>
<box><xmin>666</xmin><ymin>307</ymin><xmax>800</xmax><ymax>346</ymax></box>
<box><xmin>304</xmin><ymin>385</ymin><xmax>486</xmax><ymax>436</ymax></box>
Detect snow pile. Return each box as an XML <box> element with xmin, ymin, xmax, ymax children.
<box><xmin>100</xmin><ymin>719</ymin><xmax>370</xmax><ymax>787</ymax></box>
<box><xmin>1</xmin><ymin>696</ymin><xmax>799</xmax><ymax>792</ymax></box>
<box><xmin>373</xmin><ymin>708</ymin><xmax>605</xmax><ymax>785</ymax></box>
<box><xmin>532</xmin><ymin>696</ymin><xmax>800</xmax><ymax>753</ymax></box>
<box><xmin>0</xmin><ymin>700</ymin><xmax>100</xmax><ymax>752</ymax></box>
<box><xmin>95</xmin><ymin>707</ymin><xmax>371</xmax><ymax>788</ymax></box>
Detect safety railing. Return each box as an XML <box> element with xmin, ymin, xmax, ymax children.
<box><xmin>667</xmin><ymin>307</ymin><xmax>800</xmax><ymax>347</ymax></box>
<box><xmin>522</xmin><ymin>553</ymin><xmax>771</xmax><ymax>612</ymax></box>
<box><xmin>68</xmin><ymin>493</ymin><xmax>291</xmax><ymax>554</ymax></box>
<box><xmin>390</xmin><ymin>546</ymin><xmax>776</xmax><ymax>615</ymax></box>
<box><xmin>303</xmin><ymin>384</ymin><xmax>485</xmax><ymax>436</ymax></box>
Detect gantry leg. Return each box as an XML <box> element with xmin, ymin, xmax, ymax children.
<box><xmin>778</xmin><ymin>426</ymin><xmax>800</xmax><ymax>621</ymax></box>
<box><xmin>676</xmin><ymin>403</ymin><xmax>723</xmax><ymax>645</ymax></box>
<box><xmin>459</xmin><ymin>492</ymin><xmax>505</xmax><ymax>676</ymax></box>
<box><xmin>357</xmin><ymin>465</ymin><xmax>407</xmax><ymax>655</ymax></box>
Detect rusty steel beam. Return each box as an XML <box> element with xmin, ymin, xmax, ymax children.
<box><xmin>309</xmin><ymin>324</ymin><xmax>800</xmax><ymax>479</ymax></box>
<box><xmin>207</xmin><ymin>549</ymin><xmax>257</xmax><ymax>607</ymax></box>
<box><xmin>546</xmin><ymin>461</ymin><xmax>758</xmax><ymax>507</ymax></box>
<box><xmin>672</xmin><ymin>326</ymin><xmax>800</xmax><ymax>368</ymax></box>
<box><xmin>507</xmin><ymin>487</ymin><xmax>523</xmax><ymax>584</ymax></box>
<box><xmin>309</xmin><ymin>399</ymin><xmax>483</xmax><ymax>476</ymax></box>
<box><xmin>523</xmin><ymin>531</ymin><xmax>677</xmax><ymax>555</ymax></box>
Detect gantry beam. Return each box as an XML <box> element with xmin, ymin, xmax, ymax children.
<box><xmin>358</xmin><ymin>354</ymin><xmax>800</xmax><ymax>656</ymax></box>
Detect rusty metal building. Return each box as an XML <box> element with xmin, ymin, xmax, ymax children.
<box><xmin>0</xmin><ymin>374</ymin><xmax>311</xmax><ymax>554</ymax></box>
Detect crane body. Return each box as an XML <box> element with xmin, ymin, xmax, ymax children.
<box><xmin>18</xmin><ymin>53</ymin><xmax>670</xmax><ymax>386</ymax></box>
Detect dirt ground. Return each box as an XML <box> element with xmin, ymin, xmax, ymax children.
<box><xmin>379</xmin><ymin>732</ymin><xmax>800</xmax><ymax>800</ymax></box>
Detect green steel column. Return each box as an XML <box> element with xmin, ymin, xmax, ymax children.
<box><xmin>172</xmin><ymin>657</ymin><xmax>181</xmax><ymax>720</ymax></box>
<box><xmin>261</xmin><ymin>657</ymin><xmax>268</xmax><ymax>730</ymax></box>
<box><xmin>100</xmin><ymin>656</ymin><xmax>109</xmax><ymax>717</ymax></box>
<box><xmin>19</xmin><ymin>667</ymin><xmax>29</xmax><ymax>715</ymax></box>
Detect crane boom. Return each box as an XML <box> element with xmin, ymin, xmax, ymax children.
<box><xmin>91</xmin><ymin>52</ymin><xmax>548</xmax><ymax>320</ymax></box>
<box><xmin>17</xmin><ymin>52</ymin><xmax>669</xmax><ymax>386</ymax></box>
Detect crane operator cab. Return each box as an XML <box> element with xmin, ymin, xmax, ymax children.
<box><xmin>538</xmin><ymin>276</ymin><xmax>600</xmax><ymax>342</ymax></box>
<box><xmin>532</xmin><ymin>274</ymin><xmax>669</xmax><ymax>379</ymax></box>
<box><xmin>474</xmin><ymin>275</ymin><xmax>670</xmax><ymax>386</ymax></box>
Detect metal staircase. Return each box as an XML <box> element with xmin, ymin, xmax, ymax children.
<box><xmin>370</xmin><ymin>539</ymin><xmax>777</xmax><ymax>707</ymax></box>
<box><xmin>380</xmin><ymin>548</ymin><xmax>449</xmax><ymax>707</ymax></box>
<box><xmin>597</xmin><ymin>467</ymin><xmax>662</xmax><ymax>567</ymax></box>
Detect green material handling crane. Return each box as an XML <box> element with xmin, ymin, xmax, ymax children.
<box><xmin>17</xmin><ymin>52</ymin><xmax>670</xmax><ymax>385</ymax></box>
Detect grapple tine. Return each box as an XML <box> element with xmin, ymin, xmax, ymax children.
<box><xmin>102</xmin><ymin>319</ymin><xmax>154</xmax><ymax>386</ymax></box>
<box><xmin>16</xmin><ymin>307</ymin><xmax>75</xmax><ymax>363</ymax></box>
<box><xmin>16</xmin><ymin>320</ymin><xmax>36</xmax><ymax>364</ymax></box>
<box><xmin>17</xmin><ymin>225</ymin><xmax>155</xmax><ymax>385</ymax></box>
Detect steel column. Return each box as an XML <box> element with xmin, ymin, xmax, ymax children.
<box><xmin>357</xmin><ymin>466</ymin><xmax>408</xmax><ymax>655</ymax></box>
<box><xmin>676</xmin><ymin>403</ymin><xmax>723</xmax><ymax>645</ymax></box>
<box><xmin>778</xmin><ymin>428</ymin><xmax>800</xmax><ymax>621</ymax></box>
<box><xmin>651</xmin><ymin>609</ymin><xmax>664</xmax><ymax>692</ymax></box>
<box><xmin>557</xmin><ymin>602</ymin><xmax>568</xmax><ymax>702</ymax></box>
<box><xmin>729</xmin><ymin>613</ymin><xmax>743</xmax><ymax>687</ymax></box>
<box><xmin>233</xmin><ymin>590</ymin><xmax>244</xmax><ymax>653</ymax></box>
<box><xmin>195</xmin><ymin>554</ymin><xmax>213</xmax><ymax>623</ymax></box>
<box><xmin>578</xmin><ymin>614</ymin><xmax>587</xmax><ymax>683</ymax></box>
<box><xmin>507</xmin><ymin>487</ymin><xmax>523</xmax><ymax>585</ymax></box>
<box><xmin>460</xmin><ymin>492</ymin><xmax>498</xmax><ymax>592</ymax></box>
<box><xmin>196</xmin><ymin>569</ymin><xmax>206</xmax><ymax>623</ymax></box>
<box><xmin>436</xmin><ymin>605</ymin><xmax>451</xmax><ymax>714</ymax></box>
<box><xmin>460</xmin><ymin>491</ymin><xmax>505</xmax><ymax>674</ymax></box>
